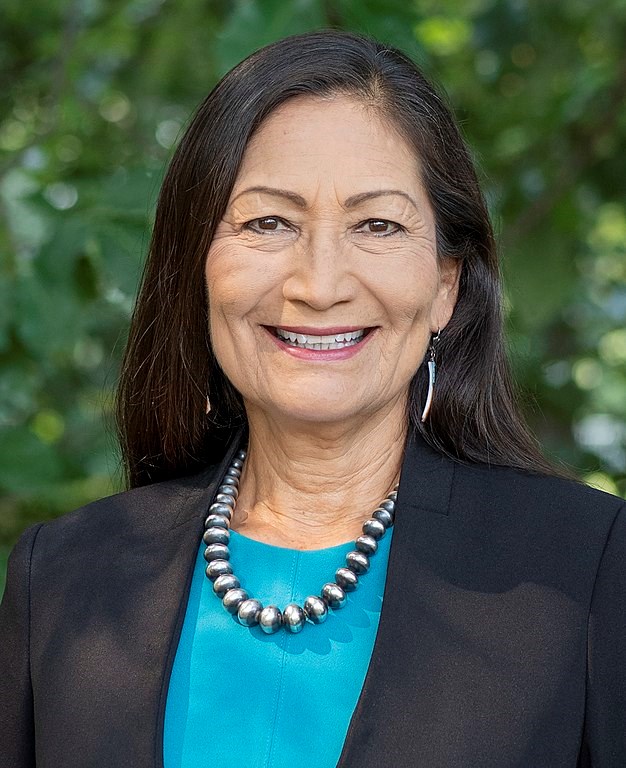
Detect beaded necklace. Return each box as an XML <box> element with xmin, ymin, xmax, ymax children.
<box><xmin>202</xmin><ymin>449</ymin><xmax>397</xmax><ymax>633</ymax></box>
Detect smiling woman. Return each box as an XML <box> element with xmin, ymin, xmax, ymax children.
<box><xmin>1</xmin><ymin>29</ymin><xmax>625</xmax><ymax>768</ymax></box>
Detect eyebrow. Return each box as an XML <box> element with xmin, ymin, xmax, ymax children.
<box><xmin>344</xmin><ymin>189</ymin><xmax>418</xmax><ymax>210</ymax></box>
<box><xmin>231</xmin><ymin>186</ymin><xmax>307</xmax><ymax>207</ymax></box>
<box><xmin>230</xmin><ymin>186</ymin><xmax>418</xmax><ymax>211</ymax></box>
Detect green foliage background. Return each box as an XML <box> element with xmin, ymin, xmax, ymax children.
<box><xmin>1</xmin><ymin>0</ymin><xmax>625</xmax><ymax>593</ymax></box>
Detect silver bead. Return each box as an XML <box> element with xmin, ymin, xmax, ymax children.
<box><xmin>205</xmin><ymin>559</ymin><xmax>233</xmax><ymax>580</ymax></box>
<box><xmin>203</xmin><ymin>527</ymin><xmax>230</xmax><ymax>546</ymax></box>
<box><xmin>222</xmin><ymin>587</ymin><xmax>248</xmax><ymax>613</ymax></box>
<box><xmin>258</xmin><ymin>605</ymin><xmax>283</xmax><ymax>634</ymax></box>
<box><xmin>362</xmin><ymin>518</ymin><xmax>385</xmax><ymax>540</ymax></box>
<box><xmin>283</xmin><ymin>603</ymin><xmax>306</xmax><ymax>633</ymax></box>
<box><xmin>226</xmin><ymin>467</ymin><xmax>241</xmax><ymax>478</ymax></box>
<box><xmin>373</xmin><ymin>507</ymin><xmax>393</xmax><ymax>528</ymax></box>
<box><xmin>238</xmin><ymin>598</ymin><xmax>263</xmax><ymax>626</ymax></box>
<box><xmin>321</xmin><ymin>582</ymin><xmax>347</xmax><ymax>609</ymax></box>
<box><xmin>215</xmin><ymin>493</ymin><xmax>236</xmax><ymax>505</ymax></box>
<box><xmin>204</xmin><ymin>513</ymin><xmax>229</xmax><ymax>530</ymax></box>
<box><xmin>232</xmin><ymin>458</ymin><xmax>244</xmax><ymax>469</ymax></box>
<box><xmin>204</xmin><ymin>543</ymin><xmax>230</xmax><ymax>562</ymax></box>
<box><xmin>218</xmin><ymin>484</ymin><xmax>238</xmax><ymax>499</ymax></box>
<box><xmin>388</xmin><ymin>490</ymin><xmax>398</xmax><ymax>501</ymax></box>
<box><xmin>213</xmin><ymin>573</ymin><xmax>240</xmax><ymax>597</ymax></box>
<box><xmin>355</xmin><ymin>534</ymin><xmax>378</xmax><ymax>555</ymax></box>
<box><xmin>378</xmin><ymin>499</ymin><xmax>395</xmax><ymax>515</ymax></box>
<box><xmin>335</xmin><ymin>567</ymin><xmax>358</xmax><ymax>591</ymax></box>
<box><xmin>221</xmin><ymin>475</ymin><xmax>238</xmax><ymax>487</ymax></box>
<box><xmin>303</xmin><ymin>595</ymin><xmax>328</xmax><ymax>623</ymax></box>
<box><xmin>346</xmin><ymin>550</ymin><xmax>370</xmax><ymax>574</ymax></box>
<box><xmin>237</xmin><ymin>450</ymin><xmax>246</xmax><ymax>460</ymax></box>
<box><xmin>208</xmin><ymin>502</ymin><xmax>233</xmax><ymax>518</ymax></box>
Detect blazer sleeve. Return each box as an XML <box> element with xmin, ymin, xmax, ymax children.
<box><xmin>0</xmin><ymin>524</ymin><xmax>42</xmax><ymax>768</ymax></box>
<box><xmin>581</xmin><ymin>503</ymin><xmax>626</xmax><ymax>766</ymax></box>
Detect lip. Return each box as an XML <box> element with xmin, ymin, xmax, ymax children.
<box><xmin>271</xmin><ymin>325</ymin><xmax>369</xmax><ymax>335</ymax></box>
<box><xmin>262</xmin><ymin>325</ymin><xmax>377</xmax><ymax>361</ymax></box>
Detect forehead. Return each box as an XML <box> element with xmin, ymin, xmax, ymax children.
<box><xmin>231</xmin><ymin>94</ymin><xmax>423</xmax><ymax>197</ymax></box>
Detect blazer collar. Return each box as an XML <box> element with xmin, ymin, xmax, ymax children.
<box><xmin>396</xmin><ymin>428</ymin><xmax>456</xmax><ymax>517</ymax></box>
<box><xmin>169</xmin><ymin>426</ymin><xmax>247</xmax><ymax>531</ymax></box>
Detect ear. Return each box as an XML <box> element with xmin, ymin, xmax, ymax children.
<box><xmin>430</xmin><ymin>255</ymin><xmax>461</xmax><ymax>331</ymax></box>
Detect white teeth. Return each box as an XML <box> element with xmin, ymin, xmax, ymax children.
<box><xmin>275</xmin><ymin>328</ymin><xmax>367</xmax><ymax>349</ymax></box>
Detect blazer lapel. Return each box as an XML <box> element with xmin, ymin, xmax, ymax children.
<box><xmin>151</xmin><ymin>434</ymin><xmax>244</xmax><ymax>768</ymax></box>
<box><xmin>336</xmin><ymin>431</ymin><xmax>456</xmax><ymax>767</ymax></box>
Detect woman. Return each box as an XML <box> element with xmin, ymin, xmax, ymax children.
<box><xmin>1</xmin><ymin>30</ymin><xmax>624</xmax><ymax>768</ymax></box>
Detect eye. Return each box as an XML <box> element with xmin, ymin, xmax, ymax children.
<box><xmin>355</xmin><ymin>219</ymin><xmax>404</xmax><ymax>237</ymax></box>
<box><xmin>244</xmin><ymin>216</ymin><xmax>292</xmax><ymax>233</ymax></box>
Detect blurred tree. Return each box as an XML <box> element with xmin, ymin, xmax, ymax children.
<box><xmin>1</xmin><ymin>0</ymin><xmax>625</xmax><ymax>592</ymax></box>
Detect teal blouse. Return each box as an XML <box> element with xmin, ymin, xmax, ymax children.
<box><xmin>163</xmin><ymin>525</ymin><xmax>394</xmax><ymax>768</ymax></box>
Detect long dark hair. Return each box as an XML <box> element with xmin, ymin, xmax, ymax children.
<box><xmin>116</xmin><ymin>29</ymin><xmax>558</xmax><ymax>488</ymax></box>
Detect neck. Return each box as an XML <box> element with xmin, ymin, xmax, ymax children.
<box><xmin>231</xmin><ymin>402</ymin><xmax>407</xmax><ymax>550</ymax></box>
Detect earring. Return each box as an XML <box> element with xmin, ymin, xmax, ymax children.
<box><xmin>421</xmin><ymin>330</ymin><xmax>441</xmax><ymax>423</ymax></box>
<box><xmin>205</xmin><ymin>395</ymin><xmax>212</xmax><ymax>415</ymax></box>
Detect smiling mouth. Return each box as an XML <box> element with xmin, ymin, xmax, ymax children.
<box><xmin>269</xmin><ymin>327</ymin><xmax>371</xmax><ymax>350</ymax></box>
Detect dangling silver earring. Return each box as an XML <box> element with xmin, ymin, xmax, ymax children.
<box><xmin>205</xmin><ymin>395</ymin><xmax>212</xmax><ymax>415</ymax></box>
<box><xmin>421</xmin><ymin>330</ymin><xmax>441</xmax><ymax>423</ymax></box>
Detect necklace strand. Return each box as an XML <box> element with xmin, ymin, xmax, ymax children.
<box><xmin>202</xmin><ymin>449</ymin><xmax>397</xmax><ymax>633</ymax></box>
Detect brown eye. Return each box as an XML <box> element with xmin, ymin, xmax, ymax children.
<box><xmin>357</xmin><ymin>219</ymin><xmax>402</xmax><ymax>236</ymax></box>
<box><xmin>258</xmin><ymin>217</ymin><xmax>279</xmax><ymax>230</ymax></box>
<box><xmin>246</xmin><ymin>216</ymin><xmax>290</xmax><ymax>233</ymax></box>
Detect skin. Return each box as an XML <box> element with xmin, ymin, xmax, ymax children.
<box><xmin>206</xmin><ymin>94</ymin><xmax>460</xmax><ymax>549</ymax></box>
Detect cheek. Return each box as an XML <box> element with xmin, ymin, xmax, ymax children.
<box><xmin>205</xmin><ymin>245</ymin><xmax>254</xmax><ymax>369</ymax></box>
<box><xmin>367</xmin><ymin>252</ymin><xmax>440</xmax><ymax>326</ymax></box>
<box><xmin>205</xmin><ymin>241</ymin><xmax>272</xmax><ymax>328</ymax></box>
<box><xmin>204</xmin><ymin>243</ymin><xmax>288</xmax><ymax>387</ymax></box>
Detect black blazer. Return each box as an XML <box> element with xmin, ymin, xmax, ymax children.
<box><xmin>1</xmin><ymin>432</ymin><xmax>625</xmax><ymax>767</ymax></box>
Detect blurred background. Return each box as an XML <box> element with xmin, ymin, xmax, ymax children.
<box><xmin>1</xmin><ymin>0</ymin><xmax>625</xmax><ymax>593</ymax></box>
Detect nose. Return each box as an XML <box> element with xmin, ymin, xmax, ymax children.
<box><xmin>282</xmin><ymin>229</ymin><xmax>357</xmax><ymax>310</ymax></box>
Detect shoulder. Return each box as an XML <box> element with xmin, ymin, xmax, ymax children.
<box><xmin>455</xmin><ymin>459</ymin><xmax>623</xmax><ymax>526</ymax></box>
<box><xmin>404</xmin><ymin>433</ymin><xmax>623</xmax><ymax>535</ymax></box>
<box><xmin>425</xmin><ymin>450</ymin><xmax>626</xmax><ymax>604</ymax></box>
<box><xmin>28</xmin><ymin>462</ymin><xmax>222</xmax><ymax>560</ymax></box>
<box><xmin>405</xmin><ymin>434</ymin><xmax>624</xmax><ymax>578</ymax></box>
<box><xmin>449</xmin><ymin>459</ymin><xmax>625</xmax><ymax>580</ymax></box>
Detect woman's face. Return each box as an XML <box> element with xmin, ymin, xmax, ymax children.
<box><xmin>206</xmin><ymin>95</ymin><xmax>459</xmax><ymax>426</ymax></box>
